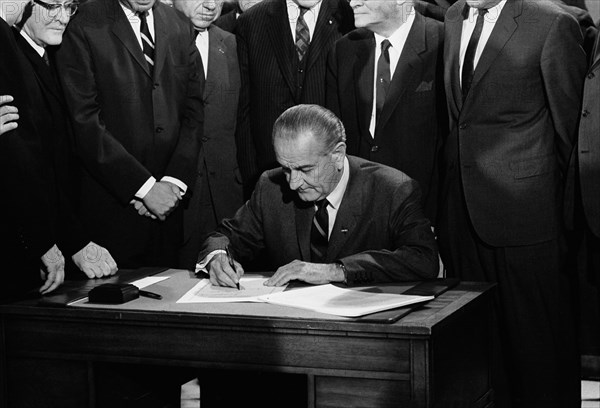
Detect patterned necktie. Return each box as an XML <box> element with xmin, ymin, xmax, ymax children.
<box><xmin>310</xmin><ymin>199</ymin><xmax>329</xmax><ymax>263</ymax></box>
<box><xmin>139</xmin><ymin>11</ymin><xmax>155</xmax><ymax>74</ymax></box>
<box><xmin>295</xmin><ymin>6</ymin><xmax>310</xmax><ymax>61</ymax></box>
<box><xmin>375</xmin><ymin>39</ymin><xmax>391</xmax><ymax>124</ymax></box>
<box><xmin>462</xmin><ymin>8</ymin><xmax>487</xmax><ymax>100</ymax></box>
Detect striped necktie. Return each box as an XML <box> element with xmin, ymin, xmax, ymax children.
<box><xmin>139</xmin><ymin>11</ymin><xmax>155</xmax><ymax>74</ymax></box>
<box><xmin>310</xmin><ymin>199</ymin><xmax>329</xmax><ymax>263</ymax></box>
<box><xmin>295</xmin><ymin>6</ymin><xmax>310</xmax><ymax>62</ymax></box>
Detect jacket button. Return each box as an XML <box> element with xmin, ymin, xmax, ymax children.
<box><xmin>156</xmin><ymin>127</ymin><xmax>163</xmax><ymax>133</ymax></box>
<box><xmin>201</xmin><ymin>137</ymin><xmax>208</xmax><ymax>142</ymax></box>
<box><xmin>459</xmin><ymin>123</ymin><xmax>467</xmax><ymax>130</ymax></box>
<box><xmin>588</xmin><ymin>72</ymin><xmax>595</xmax><ymax>79</ymax></box>
<box><xmin>153</xmin><ymin>83</ymin><xmax>159</xmax><ymax>89</ymax></box>
<box><xmin>582</xmin><ymin>109</ymin><xmax>589</xmax><ymax>118</ymax></box>
<box><xmin>371</xmin><ymin>145</ymin><xmax>379</xmax><ymax>152</ymax></box>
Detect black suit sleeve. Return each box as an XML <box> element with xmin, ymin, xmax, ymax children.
<box><xmin>340</xmin><ymin>181</ymin><xmax>439</xmax><ymax>284</ymax></box>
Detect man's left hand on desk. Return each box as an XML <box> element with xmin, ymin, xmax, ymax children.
<box><xmin>264</xmin><ymin>260</ymin><xmax>345</xmax><ymax>287</ymax></box>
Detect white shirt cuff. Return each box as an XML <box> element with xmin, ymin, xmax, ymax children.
<box><xmin>135</xmin><ymin>176</ymin><xmax>157</xmax><ymax>199</ymax></box>
<box><xmin>161</xmin><ymin>176</ymin><xmax>187</xmax><ymax>196</ymax></box>
<box><xmin>195</xmin><ymin>249</ymin><xmax>226</xmax><ymax>273</ymax></box>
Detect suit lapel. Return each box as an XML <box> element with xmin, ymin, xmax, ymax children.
<box><xmin>445</xmin><ymin>0</ymin><xmax>465</xmax><ymax>114</ymax></box>
<box><xmin>110</xmin><ymin>0</ymin><xmax>151</xmax><ymax>77</ymax></box>
<box><xmin>14</xmin><ymin>33</ymin><xmax>62</xmax><ymax>104</ymax></box>
<box><xmin>353</xmin><ymin>31</ymin><xmax>375</xmax><ymax>140</ymax></box>
<box><xmin>152</xmin><ymin>3</ymin><xmax>169</xmax><ymax>80</ymax></box>
<box><xmin>467</xmin><ymin>0</ymin><xmax>520</xmax><ymax>100</ymax></box>
<box><xmin>376</xmin><ymin>13</ymin><xmax>425</xmax><ymax>135</ymax></box>
<box><xmin>327</xmin><ymin>159</ymin><xmax>363</xmax><ymax>262</ymax></box>
<box><xmin>266</xmin><ymin>0</ymin><xmax>296</xmax><ymax>96</ymax></box>
<box><xmin>304</xmin><ymin>0</ymin><xmax>337</xmax><ymax>73</ymax></box>
<box><xmin>205</xmin><ymin>27</ymin><xmax>229</xmax><ymax>100</ymax></box>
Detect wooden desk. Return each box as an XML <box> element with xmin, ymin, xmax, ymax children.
<box><xmin>0</xmin><ymin>269</ymin><xmax>494</xmax><ymax>408</ymax></box>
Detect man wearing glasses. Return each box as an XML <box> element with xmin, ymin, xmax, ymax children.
<box><xmin>1</xmin><ymin>0</ymin><xmax>108</xmax><ymax>301</ymax></box>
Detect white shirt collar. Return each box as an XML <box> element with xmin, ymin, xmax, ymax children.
<box><xmin>324</xmin><ymin>156</ymin><xmax>350</xmax><ymax>210</ymax></box>
<box><xmin>20</xmin><ymin>29</ymin><xmax>46</xmax><ymax>58</ymax></box>
<box><xmin>467</xmin><ymin>0</ymin><xmax>506</xmax><ymax>21</ymax></box>
<box><xmin>373</xmin><ymin>7</ymin><xmax>415</xmax><ymax>51</ymax></box>
<box><xmin>119</xmin><ymin>2</ymin><xmax>154</xmax><ymax>23</ymax></box>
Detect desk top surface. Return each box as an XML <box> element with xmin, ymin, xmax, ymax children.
<box><xmin>0</xmin><ymin>268</ymin><xmax>493</xmax><ymax>336</ymax></box>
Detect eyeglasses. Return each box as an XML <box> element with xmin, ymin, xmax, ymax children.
<box><xmin>32</xmin><ymin>0</ymin><xmax>79</xmax><ymax>17</ymax></box>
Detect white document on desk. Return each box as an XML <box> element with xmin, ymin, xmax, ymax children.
<box><xmin>259</xmin><ymin>284</ymin><xmax>434</xmax><ymax>317</ymax></box>
<box><xmin>177</xmin><ymin>277</ymin><xmax>287</xmax><ymax>303</ymax></box>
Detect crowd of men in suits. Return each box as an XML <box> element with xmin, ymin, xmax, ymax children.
<box><xmin>0</xmin><ymin>0</ymin><xmax>598</xmax><ymax>406</ymax></box>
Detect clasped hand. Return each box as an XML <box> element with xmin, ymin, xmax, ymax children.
<box><xmin>130</xmin><ymin>181</ymin><xmax>182</xmax><ymax>221</ymax></box>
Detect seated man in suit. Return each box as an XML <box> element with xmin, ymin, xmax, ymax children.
<box><xmin>199</xmin><ymin>104</ymin><xmax>438</xmax><ymax>288</ymax></box>
<box><xmin>196</xmin><ymin>104</ymin><xmax>437</xmax><ymax>408</ymax></box>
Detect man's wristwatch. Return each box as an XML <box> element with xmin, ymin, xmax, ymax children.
<box><xmin>336</xmin><ymin>262</ymin><xmax>348</xmax><ymax>285</ymax></box>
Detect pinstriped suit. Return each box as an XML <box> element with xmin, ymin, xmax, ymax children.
<box><xmin>235</xmin><ymin>0</ymin><xmax>354</xmax><ymax>197</ymax></box>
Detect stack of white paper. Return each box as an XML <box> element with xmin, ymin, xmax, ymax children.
<box><xmin>177</xmin><ymin>278</ymin><xmax>433</xmax><ymax>317</ymax></box>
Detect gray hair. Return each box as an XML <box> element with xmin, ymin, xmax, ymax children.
<box><xmin>272</xmin><ymin>104</ymin><xmax>346</xmax><ymax>154</ymax></box>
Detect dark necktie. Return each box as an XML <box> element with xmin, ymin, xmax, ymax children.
<box><xmin>461</xmin><ymin>8</ymin><xmax>487</xmax><ymax>100</ymax></box>
<box><xmin>310</xmin><ymin>199</ymin><xmax>329</xmax><ymax>263</ymax></box>
<box><xmin>42</xmin><ymin>51</ymin><xmax>49</xmax><ymax>67</ymax></box>
<box><xmin>139</xmin><ymin>11</ymin><xmax>155</xmax><ymax>74</ymax></box>
<box><xmin>375</xmin><ymin>39</ymin><xmax>391</xmax><ymax>124</ymax></box>
<box><xmin>295</xmin><ymin>6</ymin><xmax>310</xmax><ymax>61</ymax></box>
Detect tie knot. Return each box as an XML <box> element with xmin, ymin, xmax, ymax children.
<box><xmin>299</xmin><ymin>6</ymin><xmax>310</xmax><ymax>16</ymax></box>
<box><xmin>316</xmin><ymin>199</ymin><xmax>328</xmax><ymax>210</ymax></box>
<box><xmin>477</xmin><ymin>8</ymin><xmax>488</xmax><ymax>17</ymax></box>
<box><xmin>138</xmin><ymin>10</ymin><xmax>149</xmax><ymax>20</ymax></box>
<box><xmin>381</xmin><ymin>39</ymin><xmax>391</xmax><ymax>53</ymax></box>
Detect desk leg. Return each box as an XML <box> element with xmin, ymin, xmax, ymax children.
<box><xmin>307</xmin><ymin>374</ymin><xmax>315</xmax><ymax>408</ymax></box>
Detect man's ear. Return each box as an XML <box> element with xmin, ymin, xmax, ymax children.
<box><xmin>332</xmin><ymin>142</ymin><xmax>346</xmax><ymax>170</ymax></box>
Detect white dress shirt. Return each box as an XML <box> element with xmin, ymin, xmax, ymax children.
<box><xmin>286</xmin><ymin>0</ymin><xmax>322</xmax><ymax>43</ymax></box>
<box><xmin>369</xmin><ymin>9</ymin><xmax>416</xmax><ymax>137</ymax></box>
<box><xmin>459</xmin><ymin>0</ymin><xmax>507</xmax><ymax>87</ymax></box>
<box><xmin>195</xmin><ymin>29</ymin><xmax>209</xmax><ymax>79</ymax></box>
<box><xmin>118</xmin><ymin>2</ymin><xmax>188</xmax><ymax>198</ymax></box>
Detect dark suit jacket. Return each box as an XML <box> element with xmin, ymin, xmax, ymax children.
<box><xmin>214</xmin><ymin>9</ymin><xmax>238</xmax><ymax>33</ymax></box>
<box><xmin>0</xmin><ymin>20</ymin><xmax>60</xmax><ymax>299</ymax></box>
<box><xmin>182</xmin><ymin>25</ymin><xmax>243</xmax><ymax>261</ymax></box>
<box><xmin>56</xmin><ymin>0</ymin><xmax>204</xmax><ymax>267</ymax></box>
<box><xmin>442</xmin><ymin>0</ymin><xmax>587</xmax><ymax>247</ymax></box>
<box><xmin>565</xmin><ymin>32</ymin><xmax>600</xmax><ymax>237</ymax></box>
<box><xmin>14</xmin><ymin>31</ymin><xmax>89</xmax><ymax>259</ymax></box>
<box><xmin>235</xmin><ymin>0</ymin><xmax>354</xmax><ymax>195</ymax></box>
<box><xmin>199</xmin><ymin>156</ymin><xmax>438</xmax><ymax>284</ymax></box>
<box><xmin>327</xmin><ymin>13</ymin><xmax>445</xmax><ymax>222</ymax></box>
